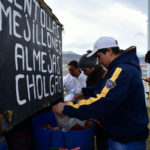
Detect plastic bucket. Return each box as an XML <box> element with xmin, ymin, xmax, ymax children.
<box><xmin>32</xmin><ymin>112</ymin><xmax>95</xmax><ymax>150</ymax></box>
<box><xmin>0</xmin><ymin>141</ymin><xmax>8</xmax><ymax>150</ymax></box>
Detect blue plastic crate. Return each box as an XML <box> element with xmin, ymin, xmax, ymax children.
<box><xmin>32</xmin><ymin>112</ymin><xmax>95</xmax><ymax>150</ymax></box>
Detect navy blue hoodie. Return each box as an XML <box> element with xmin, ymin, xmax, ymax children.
<box><xmin>63</xmin><ymin>46</ymin><xmax>149</xmax><ymax>142</ymax></box>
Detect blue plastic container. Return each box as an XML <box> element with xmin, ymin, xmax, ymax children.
<box><xmin>32</xmin><ymin>112</ymin><xmax>95</xmax><ymax>150</ymax></box>
<box><xmin>0</xmin><ymin>141</ymin><xmax>8</xmax><ymax>150</ymax></box>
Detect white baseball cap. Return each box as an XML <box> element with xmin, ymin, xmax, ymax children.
<box><xmin>87</xmin><ymin>36</ymin><xmax>119</xmax><ymax>57</ymax></box>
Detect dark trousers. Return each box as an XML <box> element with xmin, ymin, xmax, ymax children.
<box><xmin>95</xmin><ymin>124</ymin><xmax>108</xmax><ymax>150</ymax></box>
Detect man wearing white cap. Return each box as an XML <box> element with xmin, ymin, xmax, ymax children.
<box><xmin>52</xmin><ymin>36</ymin><xmax>149</xmax><ymax>150</ymax></box>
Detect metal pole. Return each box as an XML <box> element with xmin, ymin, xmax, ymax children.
<box><xmin>147</xmin><ymin>0</ymin><xmax>150</xmax><ymax>75</ymax></box>
<box><xmin>148</xmin><ymin>0</ymin><xmax>150</xmax><ymax>50</ymax></box>
<box><xmin>147</xmin><ymin>0</ymin><xmax>150</xmax><ymax>107</ymax></box>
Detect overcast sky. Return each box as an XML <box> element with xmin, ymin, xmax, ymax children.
<box><xmin>45</xmin><ymin>0</ymin><xmax>148</xmax><ymax>55</ymax></box>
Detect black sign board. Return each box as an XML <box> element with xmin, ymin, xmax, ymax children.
<box><xmin>0</xmin><ymin>0</ymin><xmax>63</xmax><ymax>132</ymax></box>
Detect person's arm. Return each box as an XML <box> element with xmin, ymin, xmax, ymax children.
<box><xmin>81</xmin><ymin>78</ymin><xmax>104</xmax><ymax>97</ymax></box>
<box><xmin>72</xmin><ymin>92</ymin><xmax>84</xmax><ymax>101</ymax></box>
<box><xmin>143</xmin><ymin>77</ymin><xmax>150</xmax><ymax>83</ymax></box>
<box><xmin>62</xmin><ymin>67</ymin><xmax>135</xmax><ymax>120</ymax></box>
<box><xmin>72</xmin><ymin>78</ymin><xmax>104</xmax><ymax>101</ymax></box>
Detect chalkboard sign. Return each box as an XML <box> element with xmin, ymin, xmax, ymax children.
<box><xmin>0</xmin><ymin>0</ymin><xmax>63</xmax><ymax>132</ymax></box>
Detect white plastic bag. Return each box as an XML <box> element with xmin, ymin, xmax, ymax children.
<box><xmin>55</xmin><ymin>114</ymin><xmax>85</xmax><ymax>132</ymax></box>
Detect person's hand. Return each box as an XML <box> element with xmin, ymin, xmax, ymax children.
<box><xmin>52</xmin><ymin>102</ymin><xmax>66</xmax><ymax>115</ymax></box>
<box><xmin>72</xmin><ymin>92</ymin><xmax>84</xmax><ymax>101</ymax></box>
<box><xmin>143</xmin><ymin>77</ymin><xmax>150</xmax><ymax>83</ymax></box>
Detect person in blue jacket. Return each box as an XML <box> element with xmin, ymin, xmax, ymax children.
<box><xmin>52</xmin><ymin>36</ymin><xmax>149</xmax><ymax>150</ymax></box>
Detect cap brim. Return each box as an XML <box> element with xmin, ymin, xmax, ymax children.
<box><xmin>86</xmin><ymin>49</ymin><xmax>97</xmax><ymax>57</ymax></box>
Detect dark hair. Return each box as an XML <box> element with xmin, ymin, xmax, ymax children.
<box><xmin>97</xmin><ymin>48</ymin><xmax>107</xmax><ymax>54</ymax></box>
<box><xmin>86</xmin><ymin>64</ymin><xmax>106</xmax><ymax>87</ymax></box>
<box><xmin>97</xmin><ymin>47</ymin><xmax>120</xmax><ymax>55</ymax></box>
<box><xmin>79</xmin><ymin>50</ymin><xmax>97</xmax><ymax>68</ymax></box>
<box><xmin>145</xmin><ymin>50</ymin><xmax>150</xmax><ymax>63</ymax></box>
<box><xmin>68</xmin><ymin>60</ymin><xmax>79</xmax><ymax>68</ymax></box>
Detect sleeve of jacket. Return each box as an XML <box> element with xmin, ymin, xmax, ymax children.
<box><xmin>63</xmin><ymin>67</ymin><xmax>134</xmax><ymax>120</ymax></box>
<box><xmin>82</xmin><ymin>86</ymin><xmax>97</xmax><ymax>97</ymax></box>
<box><xmin>82</xmin><ymin>78</ymin><xmax>104</xmax><ymax>97</ymax></box>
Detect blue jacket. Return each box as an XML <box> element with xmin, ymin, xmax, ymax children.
<box><xmin>63</xmin><ymin>46</ymin><xmax>149</xmax><ymax>142</ymax></box>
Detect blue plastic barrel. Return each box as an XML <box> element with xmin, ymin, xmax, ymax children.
<box><xmin>32</xmin><ymin>112</ymin><xmax>95</xmax><ymax>150</ymax></box>
<box><xmin>0</xmin><ymin>141</ymin><xmax>8</xmax><ymax>150</ymax></box>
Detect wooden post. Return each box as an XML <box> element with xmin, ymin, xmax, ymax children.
<box><xmin>39</xmin><ymin>0</ymin><xmax>45</xmax><ymax>8</ymax></box>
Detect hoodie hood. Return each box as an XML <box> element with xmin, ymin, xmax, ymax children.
<box><xmin>108</xmin><ymin>46</ymin><xmax>141</xmax><ymax>72</ymax></box>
